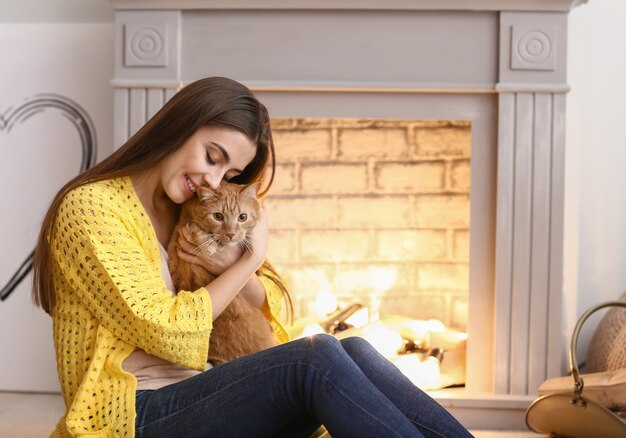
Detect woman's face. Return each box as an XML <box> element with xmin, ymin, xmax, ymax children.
<box><xmin>161</xmin><ymin>125</ymin><xmax>257</xmax><ymax>204</ymax></box>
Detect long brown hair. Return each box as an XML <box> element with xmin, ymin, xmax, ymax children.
<box><xmin>33</xmin><ymin>77</ymin><xmax>292</xmax><ymax>319</ymax></box>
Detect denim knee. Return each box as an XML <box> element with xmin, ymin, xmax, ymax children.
<box><xmin>339</xmin><ymin>336</ymin><xmax>371</xmax><ymax>352</ymax></box>
<box><xmin>306</xmin><ymin>333</ymin><xmax>341</xmax><ymax>350</ymax></box>
<box><xmin>303</xmin><ymin>334</ymin><xmax>344</xmax><ymax>364</ymax></box>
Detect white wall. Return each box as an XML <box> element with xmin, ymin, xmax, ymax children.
<box><xmin>0</xmin><ymin>0</ymin><xmax>113</xmax><ymax>22</ymax></box>
<box><xmin>564</xmin><ymin>0</ymin><xmax>626</xmax><ymax>356</ymax></box>
<box><xmin>0</xmin><ymin>2</ymin><xmax>114</xmax><ymax>392</ymax></box>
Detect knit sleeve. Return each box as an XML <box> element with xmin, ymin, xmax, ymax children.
<box><xmin>51</xmin><ymin>185</ymin><xmax>212</xmax><ymax>371</ymax></box>
<box><xmin>258</xmin><ymin>268</ymin><xmax>290</xmax><ymax>343</ymax></box>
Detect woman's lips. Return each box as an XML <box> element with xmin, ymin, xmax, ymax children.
<box><xmin>184</xmin><ymin>175</ymin><xmax>196</xmax><ymax>197</ymax></box>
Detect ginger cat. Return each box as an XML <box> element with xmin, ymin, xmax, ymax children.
<box><xmin>167</xmin><ymin>181</ymin><xmax>283</xmax><ymax>366</ymax></box>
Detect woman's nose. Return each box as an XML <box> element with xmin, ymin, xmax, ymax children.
<box><xmin>203</xmin><ymin>173</ymin><xmax>223</xmax><ymax>189</ymax></box>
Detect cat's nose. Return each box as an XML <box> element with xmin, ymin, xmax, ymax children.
<box><xmin>226</xmin><ymin>232</ymin><xmax>235</xmax><ymax>240</ymax></box>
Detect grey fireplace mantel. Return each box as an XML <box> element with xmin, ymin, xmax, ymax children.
<box><xmin>110</xmin><ymin>0</ymin><xmax>587</xmax><ymax>429</ymax></box>
<box><xmin>110</xmin><ymin>0</ymin><xmax>587</xmax><ymax>12</ymax></box>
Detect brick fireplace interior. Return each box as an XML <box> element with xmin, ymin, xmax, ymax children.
<box><xmin>110</xmin><ymin>0</ymin><xmax>585</xmax><ymax>429</ymax></box>
<box><xmin>267</xmin><ymin>118</ymin><xmax>471</xmax><ymax>330</ymax></box>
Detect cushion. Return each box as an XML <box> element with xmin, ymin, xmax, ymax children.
<box><xmin>586</xmin><ymin>292</ymin><xmax>626</xmax><ymax>373</ymax></box>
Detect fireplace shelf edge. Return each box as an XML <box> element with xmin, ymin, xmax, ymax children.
<box><xmin>110</xmin><ymin>0</ymin><xmax>588</xmax><ymax>13</ymax></box>
<box><xmin>110</xmin><ymin>79</ymin><xmax>574</xmax><ymax>95</ymax></box>
<box><xmin>110</xmin><ymin>79</ymin><xmax>499</xmax><ymax>94</ymax></box>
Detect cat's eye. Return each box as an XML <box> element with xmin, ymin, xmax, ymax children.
<box><xmin>213</xmin><ymin>213</ymin><xmax>224</xmax><ymax>221</ymax></box>
<box><xmin>238</xmin><ymin>213</ymin><xmax>248</xmax><ymax>222</ymax></box>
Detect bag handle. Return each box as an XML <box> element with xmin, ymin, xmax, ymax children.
<box><xmin>569</xmin><ymin>301</ymin><xmax>626</xmax><ymax>406</ymax></box>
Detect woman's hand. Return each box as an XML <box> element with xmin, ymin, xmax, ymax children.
<box><xmin>175</xmin><ymin>225</ymin><xmax>240</xmax><ymax>276</ymax></box>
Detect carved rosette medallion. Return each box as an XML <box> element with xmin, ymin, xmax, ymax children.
<box><xmin>124</xmin><ymin>23</ymin><xmax>168</xmax><ymax>67</ymax></box>
<box><xmin>511</xmin><ymin>25</ymin><xmax>557</xmax><ymax>71</ymax></box>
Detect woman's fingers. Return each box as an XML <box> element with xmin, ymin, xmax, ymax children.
<box><xmin>178</xmin><ymin>225</ymin><xmax>192</xmax><ymax>243</ymax></box>
<box><xmin>205</xmin><ymin>245</ymin><xmax>243</xmax><ymax>275</ymax></box>
<box><xmin>175</xmin><ymin>227</ymin><xmax>210</xmax><ymax>269</ymax></box>
<box><xmin>177</xmin><ymin>237</ymin><xmax>196</xmax><ymax>254</ymax></box>
<box><xmin>176</xmin><ymin>248</ymin><xmax>202</xmax><ymax>265</ymax></box>
<box><xmin>177</xmin><ymin>226</ymin><xmax>199</xmax><ymax>254</ymax></box>
<box><xmin>175</xmin><ymin>238</ymin><xmax>242</xmax><ymax>275</ymax></box>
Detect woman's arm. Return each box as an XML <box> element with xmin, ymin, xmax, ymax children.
<box><xmin>52</xmin><ymin>186</ymin><xmax>212</xmax><ymax>370</ymax></box>
<box><xmin>238</xmin><ymin>275</ymin><xmax>268</xmax><ymax>309</ymax></box>
<box><xmin>203</xmin><ymin>250</ymin><xmax>266</xmax><ymax>318</ymax></box>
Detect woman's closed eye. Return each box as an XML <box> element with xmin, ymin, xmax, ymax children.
<box><xmin>224</xmin><ymin>171</ymin><xmax>241</xmax><ymax>182</ymax></box>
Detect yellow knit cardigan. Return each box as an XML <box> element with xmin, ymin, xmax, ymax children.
<box><xmin>49</xmin><ymin>177</ymin><xmax>288</xmax><ymax>437</ymax></box>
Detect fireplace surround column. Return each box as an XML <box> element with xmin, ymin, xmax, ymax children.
<box><xmin>494</xmin><ymin>11</ymin><xmax>569</xmax><ymax>395</ymax></box>
<box><xmin>111</xmin><ymin>9</ymin><xmax>182</xmax><ymax>149</ymax></box>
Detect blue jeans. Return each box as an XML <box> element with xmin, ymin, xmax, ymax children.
<box><xmin>134</xmin><ymin>334</ymin><xmax>473</xmax><ymax>438</ymax></box>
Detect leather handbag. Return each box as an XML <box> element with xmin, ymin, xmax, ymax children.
<box><xmin>525</xmin><ymin>301</ymin><xmax>626</xmax><ymax>438</ymax></box>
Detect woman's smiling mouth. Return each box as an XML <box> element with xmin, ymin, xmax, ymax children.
<box><xmin>184</xmin><ymin>175</ymin><xmax>197</xmax><ymax>195</ymax></box>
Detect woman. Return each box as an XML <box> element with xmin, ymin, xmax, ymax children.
<box><xmin>33</xmin><ymin>77</ymin><xmax>473</xmax><ymax>438</ymax></box>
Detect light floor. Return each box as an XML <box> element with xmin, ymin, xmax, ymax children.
<box><xmin>0</xmin><ymin>392</ymin><xmax>540</xmax><ymax>437</ymax></box>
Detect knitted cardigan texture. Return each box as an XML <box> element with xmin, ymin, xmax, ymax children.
<box><xmin>49</xmin><ymin>177</ymin><xmax>288</xmax><ymax>437</ymax></box>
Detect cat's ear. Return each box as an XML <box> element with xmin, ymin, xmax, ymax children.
<box><xmin>240</xmin><ymin>181</ymin><xmax>261</xmax><ymax>199</ymax></box>
<box><xmin>197</xmin><ymin>186</ymin><xmax>220</xmax><ymax>202</ymax></box>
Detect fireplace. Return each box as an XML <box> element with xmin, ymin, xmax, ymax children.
<box><xmin>110</xmin><ymin>0</ymin><xmax>586</xmax><ymax>429</ymax></box>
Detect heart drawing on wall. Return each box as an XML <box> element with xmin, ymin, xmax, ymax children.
<box><xmin>0</xmin><ymin>94</ymin><xmax>96</xmax><ymax>301</ymax></box>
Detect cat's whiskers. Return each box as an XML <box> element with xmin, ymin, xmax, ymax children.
<box><xmin>240</xmin><ymin>236</ymin><xmax>253</xmax><ymax>252</ymax></box>
<box><xmin>190</xmin><ymin>234</ymin><xmax>219</xmax><ymax>256</ymax></box>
